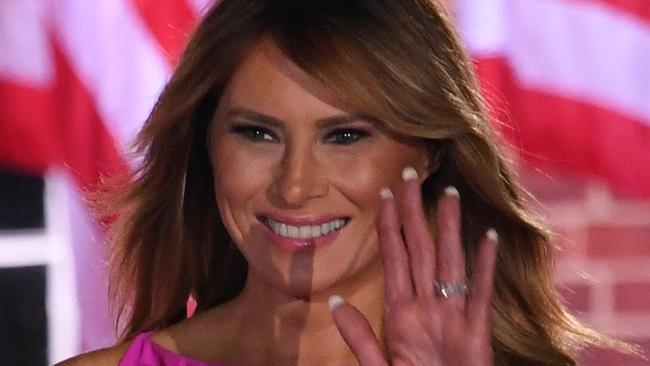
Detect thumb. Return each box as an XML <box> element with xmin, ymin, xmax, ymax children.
<box><xmin>329</xmin><ymin>295</ymin><xmax>388</xmax><ymax>366</ymax></box>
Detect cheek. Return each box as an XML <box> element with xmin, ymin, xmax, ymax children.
<box><xmin>211</xmin><ymin>141</ymin><xmax>276</xmax><ymax>227</ymax></box>
<box><xmin>213</xmin><ymin>135</ymin><xmax>276</xmax><ymax>188</ymax></box>
<box><xmin>324</xmin><ymin>143</ymin><xmax>425</xmax><ymax>209</ymax></box>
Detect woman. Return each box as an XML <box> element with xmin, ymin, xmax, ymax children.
<box><xmin>60</xmin><ymin>0</ymin><xmax>627</xmax><ymax>365</ymax></box>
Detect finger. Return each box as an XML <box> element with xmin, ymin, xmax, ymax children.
<box><xmin>378</xmin><ymin>187</ymin><xmax>414</xmax><ymax>303</ymax></box>
<box><xmin>467</xmin><ymin>228</ymin><xmax>499</xmax><ymax>328</ymax></box>
<box><xmin>399</xmin><ymin>167</ymin><xmax>436</xmax><ymax>297</ymax></box>
<box><xmin>435</xmin><ymin>186</ymin><xmax>466</xmax><ymax>308</ymax></box>
<box><xmin>329</xmin><ymin>295</ymin><xmax>388</xmax><ymax>366</ymax></box>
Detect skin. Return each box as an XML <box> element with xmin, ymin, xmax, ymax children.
<box><xmin>332</xmin><ymin>180</ymin><xmax>498</xmax><ymax>365</ymax></box>
<box><xmin>209</xmin><ymin>40</ymin><xmax>435</xmax><ymax>301</ymax></box>
<box><xmin>57</xmin><ymin>39</ymin><xmax>498</xmax><ymax>366</ymax></box>
<box><xmin>205</xmin><ymin>39</ymin><xmax>436</xmax><ymax>365</ymax></box>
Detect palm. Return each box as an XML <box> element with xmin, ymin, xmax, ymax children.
<box><xmin>330</xmin><ymin>167</ymin><xmax>498</xmax><ymax>366</ymax></box>
<box><xmin>383</xmin><ymin>300</ymin><xmax>490</xmax><ymax>366</ymax></box>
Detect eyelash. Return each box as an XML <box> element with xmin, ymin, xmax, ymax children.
<box><xmin>325</xmin><ymin>129</ymin><xmax>370</xmax><ymax>145</ymax></box>
<box><xmin>229</xmin><ymin>125</ymin><xmax>277</xmax><ymax>142</ymax></box>
<box><xmin>229</xmin><ymin>124</ymin><xmax>371</xmax><ymax>145</ymax></box>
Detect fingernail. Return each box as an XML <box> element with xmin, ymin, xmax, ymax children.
<box><xmin>486</xmin><ymin>228</ymin><xmax>498</xmax><ymax>241</ymax></box>
<box><xmin>402</xmin><ymin>166</ymin><xmax>418</xmax><ymax>181</ymax></box>
<box><xmin>444</xmin><ymin>186</ymin><xmax>459</xmax><ymax>197</ymax></box>
<box><xmin>328</xmin><ymin>295</ymin><xmax>345</xmax><ymax>310</ymax></box>
<box><xmin>380</xmin><ymin>187</ymin><xmax>394</xmax><ymax>199</ymax></box>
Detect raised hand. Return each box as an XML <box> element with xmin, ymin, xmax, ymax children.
<box><xmin>329</xmin><ymin>166</ymin><xmax>499</xmax><ymax>366</ymax></box>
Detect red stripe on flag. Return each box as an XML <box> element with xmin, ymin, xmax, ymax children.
<box><xmin>0</xmin><ymin>44</ymin><xmax>129</xmax><ymax>190</ymax></box>
<box><xmin>0</xmin><ymin>80</ymin><xmax>58</xmax><ymax>174</ymax></box>
<box><xmin>51</xmin><ymin>40</ymin><xmax>129</xmax><ymax>191</ymax></box>
<box><xmin>472</xmin><ymin>57</ymin><xmax>518</xmax><ymax>142</ymax></box>
<box><xmin>512</xmin><ymin>89</ymin><xmax>650</xmax><ymax>199</ymax></box>
<box><xmin>582</xmin><ymin>0</ymin><xmax>650</xmax><ymax>24</ymax></box>
<box><xmin>130</xmin><ymin>0</ymin><xmax>197</xmax><ymax>66</ymax></box>
<box><xmin>475</xmin><ymin>57</ymin><xmax>650</xmax><ymax>198</ymax></box>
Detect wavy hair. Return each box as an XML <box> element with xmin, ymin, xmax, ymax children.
<box><xmin>105</xmin><ymin>0</ymin><xmax>633</xmax><ymax>364</ymax></box>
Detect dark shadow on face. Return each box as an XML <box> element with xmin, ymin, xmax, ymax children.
<box><xmin>245</xmin><ymin>220</ymin><xmax>315</xmax><ymax>366</ymax></box>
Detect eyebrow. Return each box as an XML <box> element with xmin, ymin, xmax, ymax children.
<box><xmin>224</xmin><ymin>107</ymin><xmax>367</xmax><ymax>129</ymax></box>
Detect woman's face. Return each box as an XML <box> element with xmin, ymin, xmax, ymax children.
<box><xmin>210</xmin><ymin>40</ymin><xmax>432</xmax><ymax>298</ymax></box>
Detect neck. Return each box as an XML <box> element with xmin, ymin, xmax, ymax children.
<box><xmin>229</xmin><ymin>258</ymin><xmax>385</xmax><ymax>366</ymax></box>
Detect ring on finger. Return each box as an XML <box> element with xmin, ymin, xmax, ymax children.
<box><xmin>434</xmin><ymin>281</ymin><xmax>468</xmax><ymax>298</ymax></box>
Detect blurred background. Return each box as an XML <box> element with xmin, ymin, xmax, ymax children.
<box><xmin>0</xmin><ymin>0</ymin><xmax>648</xmax><ymax>364</ymax></box>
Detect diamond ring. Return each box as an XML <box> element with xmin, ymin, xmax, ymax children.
<box><xmin>434</xmin><ymin>281</ymin><xmax>468</xmax><ymax>298</ymax></box>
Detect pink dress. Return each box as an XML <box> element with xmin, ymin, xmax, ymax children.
<box><xmin>119</xmin><ymin>331</ymin><xmax>233</xmax><ymax>366</ymax></box>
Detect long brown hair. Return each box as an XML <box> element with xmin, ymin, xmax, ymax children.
<box><xmin>106</xmin><ymin>0</ymin><xmax>633</xmax><ymax>364</ymax></box>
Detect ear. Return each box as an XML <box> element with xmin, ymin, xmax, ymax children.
<box><xmin>418</xmin><ymin>144</ymin><xmax>443</xmax><ymax>183</ymax></box>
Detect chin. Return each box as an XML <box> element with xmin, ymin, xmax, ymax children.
<box><xmin>243</xmin><ymin>227</ymin><xmax>381</xmax><ymax>301</ymax></box>
<box><xmin>262</xmin><ymin>268</ymin><xmax>344</xmax><ymax>302</ymax></box>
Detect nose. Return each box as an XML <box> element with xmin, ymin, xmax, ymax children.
<box><xmin>271</xmin><ymin>143</ymin><xmax>329</xmax><ymax>208</ymax></box>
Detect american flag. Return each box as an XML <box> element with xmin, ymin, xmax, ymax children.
<box><xmin>0</xmin><ymin>0</ymin><xmax>209</xmax><ymax>361</ymax></box>
<box><xmin>0</xmin><ymin>0</ymin><xmax>648</xmax><ymax>362</ymax></box>
<box><xmin>460</xmin><ymin>0</ymin><xmax>650</xmax><ymax>198</ymax></box>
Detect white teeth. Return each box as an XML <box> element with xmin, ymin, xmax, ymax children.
<box><xmin>287</xmin><ymin>225</ymin><xmax>299</xmax><ymax>238</ymax></box>
<box><xmin>328</xmin><ymin>222</ymin><xmax>335</xmax><ymax>232</ymax></box>
<box><xmin>321</xmin><ymin>222</ymin><xmax>331</xmax><ymax>235</ymax></box>
<box><xmin>265</xmin><ymin>217</ymin><xmax>348</xmax><ymax>239</ymax></box>
<box><xmin>299</xmin><ymin>226</ymin><xmax>311</xmax><ymax>239</ymax></box>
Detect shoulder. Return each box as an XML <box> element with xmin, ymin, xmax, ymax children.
<box><xmin>57</xmin><ymin>303</ymin><xmax>240</xmax><ymax>366</ymax></box>
<box><xmin>55</xmin><ymin>342</ymin><xmax>131</xmax><ymax>366</ymax></box>
<box><xmin>150</xmin><ymin>303</ymin><xmax>243</xmax><ymax>362</ymax></box>
<box><xmin>151</xmin><ymin>306</ymin><xmax>240</xmax><ymax>354</ymax></box>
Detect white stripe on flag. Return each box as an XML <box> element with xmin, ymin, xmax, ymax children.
<box><xmin>0</xmin><ymin>0</ymin><xmax>53</xmax><ymax>86</ymax></box>
<box><xmin>507</xmin><ymin>0</ymin><xmax>650</xmax><ymax>125</ymax></box>
<box><xmin>52</xmin><ymin>0</ymin><xmax>171</xmax><ymax>148</ymax></box>
<box><xmin>456</xmin><ymin>0</ymin><xmax>509</xmax><ymax>56</ymax></box>
<box><xmin>461</xmin><ymin>0</ymin><xmax>650</xmax><ymax>126</ymax></box>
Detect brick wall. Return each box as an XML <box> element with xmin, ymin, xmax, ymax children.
<box><xmin>524</xmin><ymin>171</ymin><xmax>650</xmax><ymax>365</ymax></box>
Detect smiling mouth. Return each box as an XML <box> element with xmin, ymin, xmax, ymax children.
<box><xmin>260</xmin><ymin>217</ymin><xmax>350</xmax><ymax>240</ymax></box>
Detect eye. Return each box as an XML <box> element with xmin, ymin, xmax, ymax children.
<box><xmin>229</xmin><ymin>124</ymin><xmax>277</xmax><ymax>142</ymax></box>
<box><xmin>324</xmin><ymin>129</ymin><xmax>370</xmax><ymax>145</ymax></box>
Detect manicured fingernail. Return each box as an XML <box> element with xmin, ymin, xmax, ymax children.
<box><xmin>402</xmin><ymin>166</ymin><xmax>418</xmax><ymax>181</ymax></box>
<box><xmin>444</xmin><ymin>186</ymin><xmax>459</xmax><ymax>197</ymax></box>
<box><xmin>486</xmin><ymin>228</ymin><xmax>498</xmax><ymax>241</ymax></box>
<box><xmin>380</xmin><ymin>187</ymin><xmax>394</xmax><ymax>199</ymax></box>
<box><xmin>328</xmin><ymin>295</ymin><xmax>345</xmax><ymax>310</ymax></box>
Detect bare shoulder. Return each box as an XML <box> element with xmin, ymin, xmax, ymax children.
<box><xmin>148</xmin><ymin>303</ymin><xmax>243</xmax><ymax>362</ymax></box>
<box><xmin>151</xmin><ymin>305</ymin><xmax>240</xmax><ymax>353</ymax></box>
<box><xmin>57</xmin><ymin>303</ymin><xmax>240</xmax><ymax>366</ymax></box>
<box><xmin>55</xmin><ymin>341</ymin><xmax>131</xmax><ymax>366</ymax></box>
